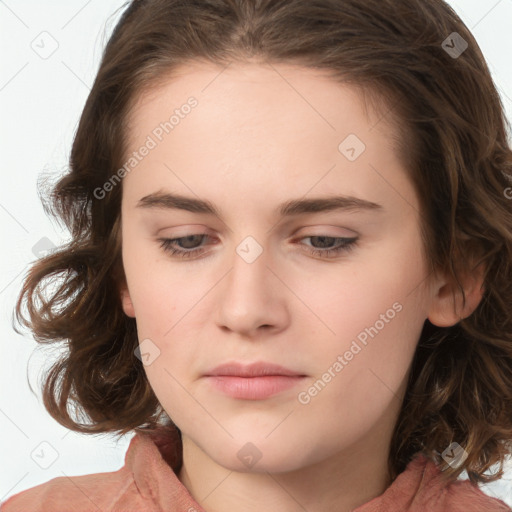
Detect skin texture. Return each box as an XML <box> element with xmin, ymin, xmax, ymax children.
<box><xmin>119</xmin><ymin>61</ymin><xmax>483</xmax><ymax>512</ymax></box>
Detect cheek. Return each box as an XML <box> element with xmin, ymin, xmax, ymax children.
<box><xmin>291</xmin><ymin>228</ymin><xmax>428</xmax><ymax>350</ymax></box>
<box><xmin>121</xmin><ymin>236</ymin><xmax>222</xmax><ymax>405</ymax></box>
<box><xmin>293</xmin><ymin>228</ymin><xmax>428</xmax><ymax>403</ymax></box>
<box><xmin>121</xmin><ymin>230</ymin><xmax>205</xmax><ymax>335</ymax></box>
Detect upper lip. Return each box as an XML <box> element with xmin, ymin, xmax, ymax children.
<box><xmin>204</xmin><ymin>361</ymin><xmax>305</xmax><ymax>377</ymax></box>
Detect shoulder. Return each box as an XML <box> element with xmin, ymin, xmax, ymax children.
<box><xmin>406</xmin><ymin>454</ymin><xmax>511</xmax><ymax>512</ymax></box>
<box><xmin>0</xmin><ymin>433</ymin><xmax>162</xmax><ymax>512</ymax></box>
<box><xmin>434</xmin><ymin>477</ymin><xmax>511</xmax><ymax>512</ymax></box>
<box><xmin>0</xmin><ymin>467</ymin><xmax>134</xmax><ymax>512</ymax></box>
<box><xmin>356</xmin><ymin>453</ymin><xmax>511</xmax><ymax>512</ymax></box>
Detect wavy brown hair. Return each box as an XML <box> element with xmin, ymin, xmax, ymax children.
<box><xmin>14</xmin><ymin>0</ymin><xmax>512</xmax><ymax>487</ymax></box>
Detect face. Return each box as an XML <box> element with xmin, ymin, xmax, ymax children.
<box><xmin>119</xmin><ymin>60</ymin><xmax>437</xmax><ymax>473</ymax></box>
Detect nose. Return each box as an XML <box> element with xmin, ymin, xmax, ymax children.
<box><xmin>214</xmin><ymin>239</ymin><xmax>289</xmax><ymax>338</ymax></box>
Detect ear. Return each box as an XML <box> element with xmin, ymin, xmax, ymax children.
<box><xmin>120</xmin><ymin>284</ymin><xmax>136</xmax><ymax>318</ymax></box>
<box><xmin>427</xmin><ymin>262</ymin><xmax>485</xmax><ymax>327</ymax></box>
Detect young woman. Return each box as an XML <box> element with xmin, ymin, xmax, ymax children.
<box><xmin>4</xmin><ymin>0</ymin><xmax>512</xmax><ymax>510</ymax></box>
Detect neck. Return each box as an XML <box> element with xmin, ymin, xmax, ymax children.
<box><xmin>178</xmin><ymin>426</ymin><xmax>393</xmax><ymax>512</ymax></box>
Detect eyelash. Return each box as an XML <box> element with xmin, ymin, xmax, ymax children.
<box><xmin>157</xmin><ymin>234</ymin><xmax>357</xmax><ymax>260</ymax></box>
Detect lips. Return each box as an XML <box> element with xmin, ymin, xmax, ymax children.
<box><xmin>204</xmin><ymin>361</ymin><xmax>305</xmax><ymax>378</ymax></box>
<box><xmin>203</xmin><ymin>361</ymin><xmax>307</xmax><ymax>400</ymax></box>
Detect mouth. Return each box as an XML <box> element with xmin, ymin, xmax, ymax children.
<box><xmin>203</xmin><ymin>361</ymin><xmax>307</xmax><ymax>400</ymax></box>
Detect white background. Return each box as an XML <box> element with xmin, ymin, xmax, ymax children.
<box><xmin>1</xmin><ymin>0</ymin><xmax>511</xmax><ymax>506</ymax></box>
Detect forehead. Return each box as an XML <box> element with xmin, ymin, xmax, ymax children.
<box><xmin>126</xmin><ymin>59</ymin><xmax>395</xmax><ymax>148</ymax></box>
<box><xmin>121</xmin><ymin>60</ymin><xmax>415</xmax><ymax>219</ymax></box>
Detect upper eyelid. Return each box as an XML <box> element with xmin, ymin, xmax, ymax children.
<box><xmin>164</xmin><ymin>232</ymin><xmax>357</xmax><ymax>242</ymax></box>
<box><xmin>159</xmin><ymin>224</ymin><xmax>359</xmax><ymax>237</ymax></box>
<box><xmin>163</xmin><ymin>233</ymin><xmax>358</xmax><ymax>247</ymax></box>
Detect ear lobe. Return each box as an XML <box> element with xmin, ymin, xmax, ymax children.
<box><xmin>428</xmin><ymin>263</ymin><xmax>485</xmax><ymax>327</ymax></box>
<box><xmin>120</xmin><ymin>286</ymin><xmax>136</xmax><ymax>318</ymax></box>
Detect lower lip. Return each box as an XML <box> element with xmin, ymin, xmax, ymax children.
<box><xmin>205</xmin><ymin>375</ymin><xmax>306</xmax><ymax>400</ymax></box>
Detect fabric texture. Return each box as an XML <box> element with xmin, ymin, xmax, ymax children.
<box><xmin>2</xmin><ymin>426</ymin><xmax>510</xmax><ymax>512</ymax></box>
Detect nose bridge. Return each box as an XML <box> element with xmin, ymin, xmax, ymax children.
<box><xmin>226</xmin><ymin>234</ymin><xmax>270</xmax><ymax>303</ymax></box>
<box><xmin>215</xmin><ymin>232</ymin><xmax>286</xmax><ymax>335</ymax></box>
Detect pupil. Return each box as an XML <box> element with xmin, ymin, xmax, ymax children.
<box><xmin>312</xmin><ymin>236</ymin><xmax>334</xmax><ymax>248</ymax></box>
<box><xmin>180</xmin><ymin>235</ymin><xmax>202</xmax><ymax>249</ymax></box>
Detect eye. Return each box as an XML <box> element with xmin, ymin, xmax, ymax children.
<box><xmin>300</xmin><ymin>235</ymin><xmax>357</xmax><ymax>258</ymax></box>
<box><xmin>157</xmin><ymin>233</ymin><xmax>358</xmax><ymax>260</ymax></box>
<box><xmin>158</xmin><ymin>234</ymin><xmax>211</xmax><ymax>259</ymax></box>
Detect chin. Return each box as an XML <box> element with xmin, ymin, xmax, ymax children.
<box><xmin>201</xmin><ymin>435</ymin><xmax>318</xmax><ymax>474</ymax></box>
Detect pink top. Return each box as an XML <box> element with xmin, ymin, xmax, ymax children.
<box><xmin>2</xmin><ymin>427</ymin><xmax>510</xmax><ymax>512</ymax></box>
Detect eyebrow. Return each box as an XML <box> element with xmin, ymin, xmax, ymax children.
<box><xmin>136</xmin><ymin>191</ymin><xmax>383</xmax><ymax>217</ymax></box>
